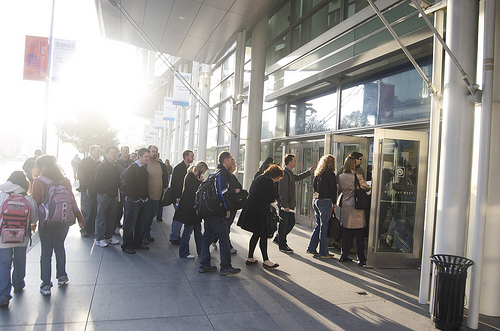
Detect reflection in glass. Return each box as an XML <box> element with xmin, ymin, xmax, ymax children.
<box><xmin>377</xmin><ymin>139</ymin><xmax>419</xmax><ymax>253</ymax></box>
<box><xmin>290</xmin><ymin>92</ymin><xmax>337</xmax><ymax>135</ymax></box>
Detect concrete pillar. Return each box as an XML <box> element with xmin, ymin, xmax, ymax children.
<box><xmin>197</xmin><ymin>64</ymin><xmax>211</xmax><ymax>162</ymax></box>
<box><xmin>243</xmin><ymin>17</ymin><xmax>267</xmax><ymax>189</ymax></box>
<box><xmin>188</xmin><ymin>62</ymin><xmax>198</xmax><ymax>150</ymax></box>
<box><xmin>230</xmin><ymin>30</ymin><xmax>246</xmax><ymax>167</ymax></box>
<box><xmin>434</xmin><ymin>0</ymin><xmax>478</xmax><ymax>255</ymax></box>
<box><xmin>478</xmin><ymin>1</ymin><xmax>500</xmax><ymax>317</ymax></box>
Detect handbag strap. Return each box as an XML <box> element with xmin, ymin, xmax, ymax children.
<box><xmin>354</xmin><ymin>173</ymin><xmax>360</xmax><ymax>189</ymax></box>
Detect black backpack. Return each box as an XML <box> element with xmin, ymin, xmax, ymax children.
<box><xmin>194</xmin><ymin>171</ymin><xmax>225</xmax><ymax>217</ymax></box>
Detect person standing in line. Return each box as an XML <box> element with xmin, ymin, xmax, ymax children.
<box><xmin>70</xmin><ymin>154</ymin><xmax>81</xmax><ymax>183</ymax></box>
<box><xmin>78</xmin><ymin>145</ymin><xmax>101</xmax><ymax>238</ymax></box>
<box><xmin>31</xmin><ymin>155</ymin><xmax>84</xmax><ymax>296</ymax></box>
<box><xmin>338</xmin><ymin>156</ymin><xmax>371</xmax><ymax>266</ymax></box>
<box><xmin>238</xmin><ymin>164</ymin><xmax>284</xmax><ymax>269</ymax></box>
<box><xmin>121</xmin><ymin>148</ymin><xmax>150</xmax><ymax>254</ymax></box>
<box><xmin>142</xmin><ymin>145</ymin><xmax>163</xmax><ymax>245</ymax></box>
<box><xmin>155</xmin><ymin>154</ymin><xmax>170</xmax><ymax>223</ymax></box>
<box><xmin>307</xmin><ymin>155</ymin><xmax>337</xmax><ymax>258</ymax></box>
<box><xmin>199</xmin><ymin>152</ymin><xmax>241</xmax><ymax>276</ymax></box>
<box><xmin>94</xmin><ymin>147</ymin><xmax>121</xmax><ymax>248</ymax></box>
<box><xmin>274</xmin><ymin>154</ymin><xmax>315</xmax><ymax>254</ymax></box>
<box><xmin>0</xmin><ymin>171</ymin><xmax>38</xmax><ymax>306</ymax></box>
<box><xmin>115</xmin><ymin>146</ymin><xmax>133</xmax><ymax>232</ymax></box>
<box><xmin>22</xmin><ymin>149</ymin><xmax>42</xmax><ymax>184</ymax></box>
<box><xmin>174</xmin><ymin>161</ymin><xmax>208</xmax><ymax>258</ymax></box>
<box><xmin>168</xmin><ymin>150</ymin><xmax>194</xmax><ymax>244</ymax></box>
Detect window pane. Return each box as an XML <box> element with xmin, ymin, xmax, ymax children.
<box><xmin>222</xmin><ymin>53</ymin><xmax>235</xmax><ymax>79</ymax></box>
<box><xmin>292</xmin><ymin>0</ymin><xmax>323</xmax><ymax>22</ymax></box>
<box><xmin>262</xmin><ymin>105</ymin><xmax>286</xmax><ymax>139</ymax></box>
<box><xmin>266</xmin><ymin>34</ymin><xmax>290</xmax><ymax>66</ymax></box>
<box><xmin>345</xmin><ymin>0</ymin><xmax>368</xmax><ymax>19</ymax></box>
<box><xmin>289</xmin><ymin>92</ymin><xmax>337</xmax><ymax>135</ymax></box>
<box><xmin>292</xmin><ymin>5</ymin><xmax>332</xmax><ymax>51</ymax></box>
<box><xmin>221</xmin><ymin>76</ymin><xmax>234</xmax><ymax>100</ymax></box>
<box><xmin>340</xmin><ymin>64</ymin><xmax>432</xmax><ymax>129</ymax></box>
<box><xmin>211</xmin><ymin>66</ymin><xmax>221</xmax><ymax>87</ymax></box>
<box><xmin>268</xmin><ymin>2</ymin><xmax>291</xmax><ymax>42</ymax></box>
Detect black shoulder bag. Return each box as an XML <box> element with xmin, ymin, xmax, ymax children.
<box><xmin>354</xmin><ymin>174</ymin><xmax>370</xmax><ymax>210</ymax></box>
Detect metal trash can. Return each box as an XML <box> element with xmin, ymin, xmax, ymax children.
<box><xmin>431</xmin><ymin>254</ymin><xmax>474</xmax><ymax>331</ymax></box>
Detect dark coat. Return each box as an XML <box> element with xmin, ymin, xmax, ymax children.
<box><xmin>237</xmin><ymin>173</ymin><xmax>276</xmax><ymax>237</ymax></box>
<box><xmin>173</xmin><ymin>172</ymin><xmax>202</xmax><ymax>225</ymax></box>
<box><xmin>170</xmin><ymin>161</ymin><xmax>188</xmax><ymax>201</ymax></box>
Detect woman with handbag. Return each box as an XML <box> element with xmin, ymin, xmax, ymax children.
<box><xmin>306</xmin><ymin>154</ymin><xmax>337</xmax><ymax>258</ymax></box>
<box><xmin>338</xmin><ymin>156</ymin><xmax>371</xmax><ymax>266</ymax></box>
<box><xmin>237</xmin><ymin>164</ymin><xmax>283</xmax><ymax>269</ymax></box>
<box><xmin>173</xmin><ymin>161</ymin><xmax>208</xmax><ymax>258</ymax></box>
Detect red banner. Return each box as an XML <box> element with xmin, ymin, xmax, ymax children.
<box><xmin>23</xmin><ymin>36</ymin><xmax>49</xmax><ymax>81</ymax></box>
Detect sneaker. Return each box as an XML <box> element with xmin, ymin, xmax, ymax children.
<box><xmin>106</xmin><ymin>238</ymin><xmax>120</xmax><ymax>245</ymax></box>
<box><xmin>230</xmin><ymin>248</ymin><xmax>237</xmax><ymax>254</ymax></box>
<box><xmin>122</xmin><ymin>248</ymin><xmax>136</xmax><ymax>254</ymax></box>
<box><xmin>0</xmin><ymin>296</ymin><xmax>10</xmax><ymax>307</ymax></box>
<box><xmin>58</xmin><ymin>275</ymin><xmax>69</xmax><ymax>286</ymax></box>
<box><xmin>358</xmin><ymin>261</ymin><xmax>367</xmax><ymax>267</ymax></box>
<box><xmin>272</xmin><ymin>237</ymin><xmax>279</xmax><ymax>246</ymax></box>
<box><xmin>169</xmin><ymin>239</ymin><xmax>181</xmax><ymax>245</ymax></box>
<box><xmin>199</xmin><ymin>265</ymin><xmax>217</xmax><ymax>273</ymax></box>
<box><xmin>96</xmin><ymin>240</ymin><xmax>108</xmax><ymax>248</ymax></box>
<box><xmin>306</xmin><ymin>250</ymin><xmax>319</xmax><ymax>255</ymax></box>
<box><xmin>319</xmin><ymin>254</ymin><xmax>335</xmax><ymax>259</ymax></box>
<box><xmin>279</xmin><ymin>246</ymin><xmax>293</xmax><ymax>254</ymax></box>
<box><xmin>219</xmin><ymin>267</ymin><xmax>241</xmax><ymax>276</ymax></box>
<box><xmin>181</xmin><ymin>254</ymin><xmax>195</xmax><ymax>259</ymax></box>
<box><xmin>40</xmin><ymin>285</ymin><xmax>51</xmax><ymax>296</ymax></box>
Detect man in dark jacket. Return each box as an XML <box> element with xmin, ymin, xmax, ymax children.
<box><xmin>121</xmin><ymin>148</ymin><xmax>150</xmax><ymax>254</ymax></box>
<box><xmin>168</xmin><ymin>150</ymin><xmax>194</xmax><ymax>244</ymax></box>
<box><xmin>274</xmin><ymin>154</ymin><xmax>314</xmax><ymax>254</ymax></box>
<box><xmin>199</xmin><ymin>152</ymin><xmax>241</xmax><ymax>276</ymax></box>
<box><xmin>94</xmin><ymin>146</ymin><xmax>121</xmax><ymax>248</ymax></box>
<box><xmin>79</xmin><ymin>145</ymin><xmax>101</xmax><ymax>237</ymax></box>
<box><xmin>155</xmin><ymin>155</ymin><xmax>170</xmax><ymax>223</ymax></box>
<box><xmin>115</xmin><ymin>146</ymin><xmax>133</xmax><ymax>231</ymax></box>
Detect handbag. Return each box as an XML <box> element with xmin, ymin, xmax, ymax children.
<box><xmin>161</xmin><ymin>187</ymin><xmax>173</xmax><ymax>206</ymax></box>
<box><xmin>268</xmin><ymin>205</ymin><xmax>280</xmax><ymax>238</ymax></box>
<box><xmin>229</xmin><ymin>189</ymin><xmax>248</xmax><ymax>211</ymax></box>
<box><xmin>354</xmin><ymin>174</ymin><xmax>370</xmax><ymax>210</ymax></box>
<box><xmin>327</xmin><ymin>214</ymin><xmax>341</xmax><ymax>238</ymax></box>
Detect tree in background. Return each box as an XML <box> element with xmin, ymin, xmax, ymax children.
<box><xmin>56</xmin><ymin>110</ymin><xmax>119</xmax><ymax>154</ymax></box>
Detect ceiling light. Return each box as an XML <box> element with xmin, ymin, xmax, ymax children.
<box><xmin>178</xmin><ymin>16</ymin><xmax>185</xmax><ymax>20</ymax></box>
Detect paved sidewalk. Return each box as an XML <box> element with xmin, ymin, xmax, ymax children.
<box><xmin>1</xmin><ymin>205</ymin><xmax>499</xmax><ymax>330</ymax></box>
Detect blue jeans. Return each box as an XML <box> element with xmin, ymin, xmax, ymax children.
<box><xmin>200</xmin><ymin>215</ymin><xmax>232</xmax><ymax>270</ymax></box>
<box><xmin>39</xmin><ymin>224</ymin><xmax>70</xmax><ymax>287</ymax></box>
<box><xmin>307</xmin><ymin>199</ymin><xmax>332</xmax><ymax>256</ymax></box>
<box><xmin>179</xmin><ymin>223</ymin><xmax>202</xmax><ymax>257</ymax></box>
<box><xmin>81</xmin><ymin>190</ymin><xmax>97</xmax><ymax>234</ymax></box>
<box><xmin>169</xmin><ymin>203</ymin><xmax>183</xmax><ymax>241</ymax></box>
<box><xmin>0</xmin><ymin>247</ymin><xmax>27</xmax><ymax>298</ymax></box>
<box><xmin>95</xmin><ymin>194</ymin><xmax>117</xmax><ymax>241</ymax></box>
<box><xmin>143</xmin><ymin>199</ymin><xmax>159</xmax><ymax>240</ymax></box>
<box><xmin>276</xmin><ymin>210</ymin><xmax>296</xmax><ymax>249</ymax></box>
<box><xmin>121</xmin><ymin>197</ymin><xmax>147</xmax><ymax>250</ymax></box>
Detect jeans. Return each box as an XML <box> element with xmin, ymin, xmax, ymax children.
<box><xmin>0</xmin><ymin>247</ymin><xmax>27</xmax><ymax>298</ymax></box>
<box><xmin>169</xmin><ymin>203</ymin><xmax>183</xmax><ymax>241</ymax></box>
<box><xmin>39</xmin><ymin>224</ymin><xmax>70</xmax><ymax>287</ymax></box>
<box><xmin>143</xmin><ymin>199</ymin><xmax>159</xmax><ymax>240</ymax></box>
<box><xmin>200</xmin><ymin>215</ymin><xmax>232</xmax><ymax>270</ymax></box>
<box><xmin>276</xmin><ymin>210</ymin><xmax>296</xmax><ymax>249</ymax></box>
<box><xmin>121</xmin><ymin>197</ymin><xmax>147</xmax><ymax>250</ymax></box>
<box><xmin>212</xmin><ymin>211</ymin><xmax>236</xmax><ymax>248</ymax></box>
<box><xmin>308</xmin><ymin>199</ymin><xmax>332</xmax><ymax>256</ymax></box>
<box><xmin>179</xmin><ymin>223</ymin><xmax>202</xmax><ymax>257</ymax></box>
<box><xmin>341</xmin><ymin>226</ymin><xmax>366</xmax><ymax>263</ymax></box>
<box><xmin>81</xmin><ymin>190</ymin><xmax>97</xmax><ymax>234</ymax></box>
<box><xmin>95</xmin><ymin>194</ymin><xmax>117</xmax><ymax>241</ymax></box>
<box><xmin>157</xmin><ymin>203</ymin><xmax>164</xmax><ymax>221</ymax></box>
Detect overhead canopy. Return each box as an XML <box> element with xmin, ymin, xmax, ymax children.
<box><xmin>95</xmin><ymin>0</ymin><xmax>279</xmax><ymax>64</ymax></box>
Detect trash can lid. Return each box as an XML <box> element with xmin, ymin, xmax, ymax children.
<box><xmin>431</xmin><ymin>254</ymin><xmax>474</xmax><ymax>272</ymax></box>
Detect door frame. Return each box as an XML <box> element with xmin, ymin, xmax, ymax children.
<box><xmin>367</xmin><ymin>128</ymin><xmax>428</xmax><ymax>268</ymax></box>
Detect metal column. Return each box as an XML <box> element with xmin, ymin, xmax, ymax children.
<box><xmin>197</xmin><ymin>64</ymin><xmax>211</xmax><ymax>163</ymax></box>
<box><xmin>230</xmin><ymin>30</ymin><xmax>246</xmax><ymax>167</ymax></box>
<box><xmin>243</xmin><ymin>17</ymin><xmax>267</xmax><ymax>189</ymax></box>
<box><xmin>434</xmin><ymin>0</ymin><xmax>478</xmax><ymax>255</ymax></box>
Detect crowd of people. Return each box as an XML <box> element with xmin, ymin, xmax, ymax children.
<box><xmin>0</xmin><ymin>146</ymin><xmax>372</xmax><ymax>307</ymax></box>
